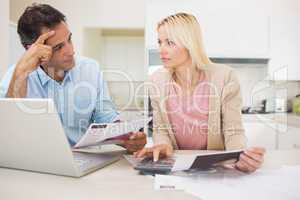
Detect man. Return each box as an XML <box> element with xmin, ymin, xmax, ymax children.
<box><xmin>0</xmin><ymin>3</ymin><xmax>146</xmax><ymax>153</ymax></box>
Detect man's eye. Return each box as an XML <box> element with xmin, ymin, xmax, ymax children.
<box><xmin>53</xmin><ymin>45</ymin><xmax>63</xmax><ymax>51</ymax></box>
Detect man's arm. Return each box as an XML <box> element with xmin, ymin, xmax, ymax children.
<box><xmin>6</xmin><ymin>67</ymin><xmax>30</xmax><ymax>98</ymax></box>
<box><xmin>6</xmin><ymin>31</ymin><xmax>55</xmax><ymax>98</ymax></box>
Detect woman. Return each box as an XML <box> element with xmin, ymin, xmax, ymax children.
<box><xmin>136</xmin><ymin>13</ymin><xmax>265</xmax><ymax>173</ymax></box>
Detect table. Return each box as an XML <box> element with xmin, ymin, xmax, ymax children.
<box><xmin>1</xmin><ymin>150</ymin><xmax>299</xmax><ymax>200</ymax></box>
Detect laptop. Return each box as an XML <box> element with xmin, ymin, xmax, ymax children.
<box><xmin>0</xmin><ymin>98</ymin><xmax>121</xmax><ymax>177</ymax></box>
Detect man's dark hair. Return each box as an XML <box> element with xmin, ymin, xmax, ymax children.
<box><xmin>17</xmin><ymin>3</ymin><xmax>66</xmax><ymax>48</ymax></box>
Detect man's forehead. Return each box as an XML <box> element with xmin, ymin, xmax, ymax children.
<box><xmin>40</xmin><ymin>22</ymin><xmax>70</xmax><ymax>46</ymax></box>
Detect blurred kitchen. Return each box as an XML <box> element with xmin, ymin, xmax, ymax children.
<box><xmin>5</xmin><ymin>0</ymin><xmax>147</xmax><ymax>121</ymax></box>
<box><xmin>146</xmin><ymin>0</ymin><xmax>300</xmax><ymax>150</ymax></box>
<box><xmin>1</xmin><ymin>0</ymin><xmax>300</xmax><ymax>150</ymax></box>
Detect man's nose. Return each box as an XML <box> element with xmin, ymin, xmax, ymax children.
<box><xmin>64</xmin><ymin>42</ymin><xmax>75</xmax><ymax>56</ymax></box>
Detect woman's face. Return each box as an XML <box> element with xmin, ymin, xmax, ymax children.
<box><xmin>158</xmin><ymin>26</ymin><xmax>191</xmax><ymax>69</ymax></box>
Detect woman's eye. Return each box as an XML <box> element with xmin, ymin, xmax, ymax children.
<box><xmin>167</xmin><ymin>40</ymin><xmax>175</xmax><ymax>46</ymax></box>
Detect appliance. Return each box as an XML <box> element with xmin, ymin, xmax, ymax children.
<box><xmin>262</xmin><ymin>98</ymin><xmax>276</xmax><ymax>113</ymax></box>
<box><xmin>0</xmin><ymin>98</ymin><xmax>121</xmax><ymax>177</ymax></box>
<box><xmin>275</xmin><ymin>98</ymin><xmax>288</xmax><ymax>113</ymax></box>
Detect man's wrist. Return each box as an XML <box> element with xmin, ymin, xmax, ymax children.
<box><xmin>14</xmin><ymin>65</ymin><xmax>31</xmax><ymax>79</ymax></box>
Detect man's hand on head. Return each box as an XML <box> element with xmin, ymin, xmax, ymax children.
<box><xmin>16</xmin><ymin>31</ymin><xmax>55</xmax><ymax>76</ymax></box>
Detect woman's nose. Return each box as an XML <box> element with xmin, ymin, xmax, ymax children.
<box><xmin>159</xmin><ymin>45</ymin><xmax>168</xmax><ymax>57</ymax></box>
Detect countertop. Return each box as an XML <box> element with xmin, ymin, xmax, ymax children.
<box><xmin>242</xmin><ymin>112</ymin><xmax>300</xmax><ymax>128</ymax></box>
<box><xmin>1</xmin><ymin>150</ymin><xmax>299</xmax><ymax>200</ymax></box>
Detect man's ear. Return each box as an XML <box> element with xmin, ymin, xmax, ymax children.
<box><xmin>25</xmin><ymin>44</ymin><xmax>32</xmax><ymax>50</ymax></box>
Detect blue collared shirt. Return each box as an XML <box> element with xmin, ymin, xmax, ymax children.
<box><xmin>0</xmin><ymin>56</ymin><xmax>119</xmax><ymax>145</ymax></box>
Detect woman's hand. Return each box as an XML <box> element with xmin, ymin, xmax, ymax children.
<box><xmin>235</xmin><ymin>147</ymin><xmax>266</xmax><ymax>173</ymax></box>
<box><xmin>134</xmin><ymin>144</ymin><xmax>173</xmax><ymax>162</ymax></box>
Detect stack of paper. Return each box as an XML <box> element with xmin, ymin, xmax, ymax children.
<box><xmin>155</xmin><ymin>165</ymin><xmax>300</xmax><ymax>200</ymax></box>
<box><xmin>74</xmin><ymin>117</ymin><xmax>151</xmax><ymax>148</ymax></box>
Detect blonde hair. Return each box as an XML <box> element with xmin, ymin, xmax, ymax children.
<box><xmin>157</xmin><ymin>12</ymin><xmax>212</xmax><ymax>70</ymax></box>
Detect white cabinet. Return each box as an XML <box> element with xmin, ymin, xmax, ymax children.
<box><xmin>0</xmin><ymin>0</ymin><xmax>9</xmax><ymax>78</ymax></box>
<box><xmin>82</xmin><ymin>28</ymin><xmax>145</xmax><ymax>110</ymax></box>
<box><xmin>146</xmin><ymin>0</ymin><xmax>270</xmax><ymax>58</ymax></box>
<box><xmin>243</xmin><ymin>114</ymin><xmax>300</xmax><ymax>150</ymax></box>
<box><xmin>278</xmin><ymin>127</ymin><xmax>300</xmax><ymax>150</ymax></box>
<box><xmin>243</xmin><ymin>122</ymin><xmax>277</xmax><ymax>150</ymax></box>
<box><xmin>83</xmin><ymin>28</ymin><xmax>145</xmax><ymax>82</ymax></box>
<box><xmin>268</xmin><ymin>0</ymin><xmax>300</xmax><ymax>80</ymax></box>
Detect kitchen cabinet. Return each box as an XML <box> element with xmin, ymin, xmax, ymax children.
<box><xmin>268</xmin><ymin>0</ymin><xmax>300</xmax><ymax>80</ymax></box>
<box><xmin>82</xmin><ymin>28</ymin><xmax>145</xmax><ymax>110</ymax></box>
<box><xmin>243</xmin><ymin>122</ymin><xmax>277</xmax><ymax>150</ymax></box>
<box><xmin>83</xmin><ymin>28</ymin><xmax>145</xmax><ymax>82</ymax></box>
<box><xmin>278</xmin><ymin>126</ymin><xmax>300</xmax><ymax>150</ymax></box>
<box><xmin>243</xmin><ymin>114</ymin><xmax>300</xmax><ymax>150</ymax></box>
<box><xmin>0</xmin><ymin>0</ymin><xmax>9</xmax><ymax>78</ymax></box>
<box><xmin>146</xmin><ymin>0</ymin><xmax>270</xmax><ymax>58</ymax></box>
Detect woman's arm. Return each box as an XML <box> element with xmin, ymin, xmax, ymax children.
<box><xmin>221</xmin><ymin>69</ymin><xmax>265</xmax><ymax>173</ymax></box>
<box><xmin>221</xmin><ymin>69</ymin><xmax>247</xmax><ymax>150</ymax></box>
<box><xmin>135</xmin><ymin>79</ymin><xmax>174</xmax><ymax>161</ymax></box>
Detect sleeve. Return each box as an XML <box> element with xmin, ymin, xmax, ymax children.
<box><xmin>0</xmin><ymin>66</ymin><xmax>16</xmax><ymax>98</ymax></box>
<box><xmin>91</xmin><ymin>64</ymin><xmax>119</xmax><ymax>124</ymax></box>
<box><xmin>221</xmin><ymin>69</ymin><xmax>247</xmax><ymax>150</ymax></box>
<box><xmin>149</xmin><ymin>78</ymin><xmax>173</xmax><ymax>148</ymax></box>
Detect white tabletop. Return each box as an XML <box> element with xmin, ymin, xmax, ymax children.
<box><xmin>1</xmin><ymin>150</ymin><xmax>299</xmax><ymax>200</ymax></box>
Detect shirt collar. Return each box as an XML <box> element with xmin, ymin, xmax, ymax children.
<box><xmin>37</xmin><ymin>66</ymin><xmax>73</xmax><ymax>86</ymax></box>
<box><xmin>37</xmin><ymin>66</ymin><xmax>51</xmax><ymax>86</ymax></box>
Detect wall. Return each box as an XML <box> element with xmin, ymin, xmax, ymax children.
<box><xmin>10</xmin><ymin>0</ymin><xmax>146</xmax><ymax>55</ymax></box>
<box><xmin>0</xmin><ymin>0</ymin><xmax>9</xmax><ymax>78</ymax></box>
<box><xmin>82</xmin><ymin>28</ymin><xmax>145</xmax><ymax>109</ymax></box>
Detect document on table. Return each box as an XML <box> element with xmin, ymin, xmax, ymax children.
<box><xmin>172</xmin><ymin>149</ymin><xmax>244</xmax><ymax>172</ymax></box>
<box><xmin>73</xmin><ymin>117</ymin><xmax>152</xmax><ymax>148</ymax></box>
<box><xmin>155</xmin><ymin>165</ymin><xmax>300</xmax><ymax>200</ymax></box>
<box><xmin>124</xmin><ymin>150</ymin><xmax>243</xmax><ymax>175</ymax></box>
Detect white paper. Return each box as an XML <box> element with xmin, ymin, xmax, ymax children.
<box><xmin>154</xmin><ymin>175</ymin><xmax>186</xmax><ymax>190</ymax></box>
<box><xmin>171</xmin><ymin>149</ymin><xmax>244</xmax><ymax>172</ymax></box>
<box><xmin>74</xmin><ymin>117</ymin><xmax>151</xmax><ymax>148</ymax></box>
<box><xmin>155</xmin><ymin>165</ymin><xmax>300</xmax><ymax>200</ymax></box>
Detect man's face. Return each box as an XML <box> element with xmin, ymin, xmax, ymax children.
<box><xmin>42</xmin><ymin>22</ymin><xmax>75</xmax><ymax>71</ymax></box>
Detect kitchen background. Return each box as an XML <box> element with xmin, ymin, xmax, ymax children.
<box><xmin>1</xmin><ymin>0</ymin><xmax>300</xmax><ymax>150</ymax></box>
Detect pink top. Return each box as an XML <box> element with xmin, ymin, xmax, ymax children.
<box><xmin>166</xmin><ymin>77</ymin><xmax>210</xmax><ymax>150</ymax></box>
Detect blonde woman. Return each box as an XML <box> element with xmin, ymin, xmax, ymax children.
<box><xmin>136</xmin><ymin>13</ymin><xmax>265</xmax><ymax>173</ymax></box>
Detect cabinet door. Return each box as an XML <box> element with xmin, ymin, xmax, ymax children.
<box><xmin>202</xmin><ymin>11</ymin><xmax>269</xmax><ymax>58</ymax></box>
<box><xmin>243</xmin><ymin>122</ymin><xmax>277</xmax><ymax>150</ymax></box>
<box><xmin>146</xmin><ymin>0</ymin><xmax>269</xmax><ymax>58</ymax></box>
<box><xmin>278</xmin><ymin>127</ymin><xmax>300</xmax><ymax>150</ymax></box>
<box><xmin>268</xmin><ymin>0</ymin><xmax>300</xmax><ymax>80</ymax></box>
